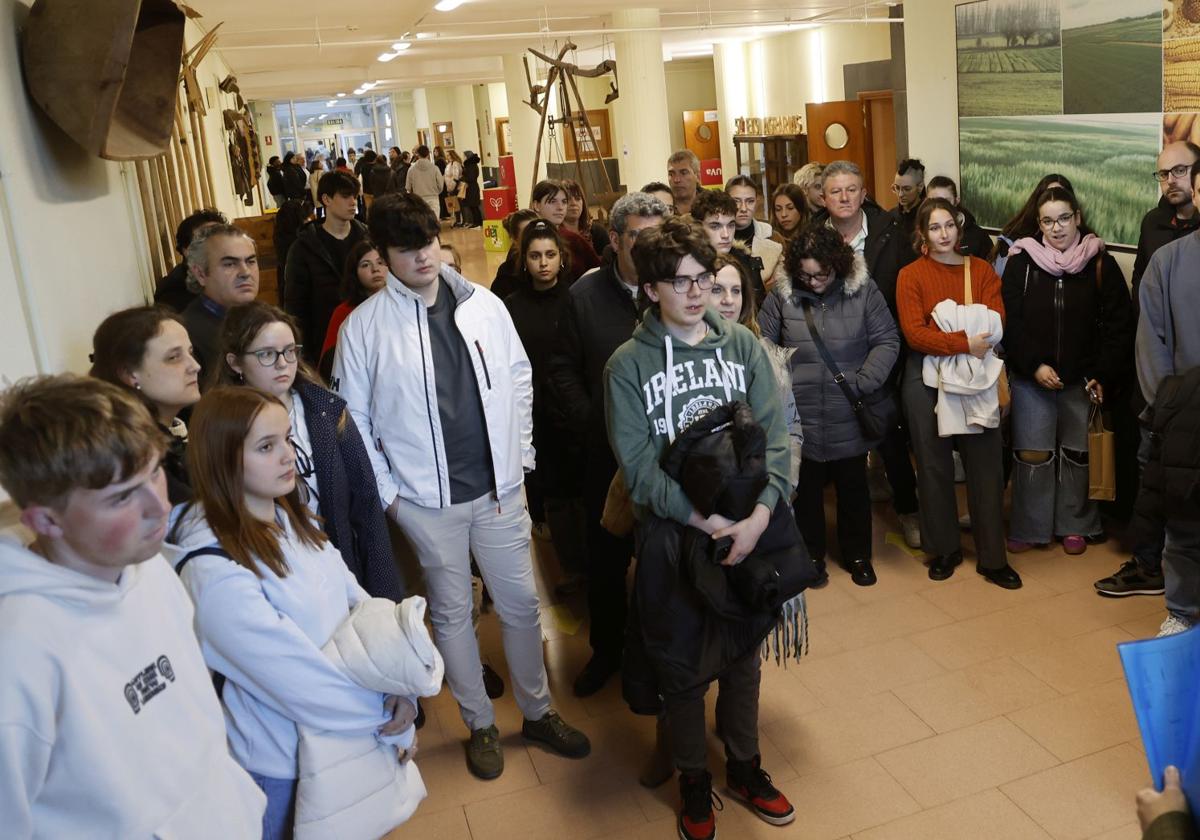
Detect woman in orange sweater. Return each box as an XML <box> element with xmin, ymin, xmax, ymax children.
<box><xmin>896</xmin><ymin>198</ymin><xmax>1022</xmax><ymax>590</ymax></box>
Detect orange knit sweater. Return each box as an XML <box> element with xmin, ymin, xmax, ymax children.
<box><xmin>896</xmin><ymin>255</ymin><xmax>1005</xmax><ymax>357</ymax></box>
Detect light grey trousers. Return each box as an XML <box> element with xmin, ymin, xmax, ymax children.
<box><xmin>391</xmin><ymin>488</ymin><xmax>551</xmax><ymax>730</ymax></box>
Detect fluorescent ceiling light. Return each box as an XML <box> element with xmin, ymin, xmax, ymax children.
<box><xmin>336</xmin><ymin>92</ymin><xmax>346</xmax><ymax>97</ymax></box>
<box><xmin>391</xmin><ymin>41</ymin><xmax>411</xmax><ymax>51</ymax></box>
<box><xmin>353</xmin><ymin>88</ymin><xmax>365</xmax><ymax>95</ymax></box>
<box><xmin>378</xmin><ymin>51</ymin><xmax>397</xmax><ymax>62</ymax></box>
<box><xmin>415</xmin><ymin>32</ymin><xmax>435</xmax><ymax>39</ymax></box>
<box><xmin>434</xmin><ymin>0</ymin><xmax>464</xmax><ymax>10</ymax></box>
<box><xmin>326</xmin><ymin>100</ymin><xmax>336</xmax><ymax>106</ymax></box>
<box><xmin>319</xmin><ymin>114</ymin><xmax>327</xmax><ymax>119</ymax></box>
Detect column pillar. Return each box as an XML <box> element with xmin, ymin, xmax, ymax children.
<box><xmin>609</xmin><ymin>8</ymin><xmax>671</xmax><ymax>192</ymax></box>
<box><xmin>502</xmin><ymin>51</ymin><xmax>546</xmax><ymax>204</ymax></box>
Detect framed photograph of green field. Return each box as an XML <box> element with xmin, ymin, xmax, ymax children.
<box><xmin>959</xmin><ymin>114</ymin><xmax>1160</xmax><ymax>246</ymax></box>
<box><xmin>956</xmin><ymin>0</ymin><xmax>1063</xmax><ymax>117</ymax></box>
<box><xmin>1062</xmin><ymin>0</ymin><xmax>1161</xmax><ymax>114</ymax></box>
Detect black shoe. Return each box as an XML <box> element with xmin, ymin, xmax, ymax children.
<box><xmin>726</xmin><ymin>755</ymin><xmax>795</xmax><ymax>826</ymax></box>
<box><xmin>1094</xmin><ymin>559</ymin><xmax>1165</xmax><ymax>597</ymax></box>
<box><xmin>978</xmin><ymin>563</ymin><xmax>1023</xmax><ymax>589</ymax></box>
<box><xmin>928</xmin><ymin>551</ymin><xmax>963</xmax><ymax>581</ymax></box>
<box><xmin>573</xmin><ymin>655</ymin><xmax>618</xmax><ymax>697</ymax></box>
<box><xmin>844</xmin><ymin>557</ymin><xmax>877</xmax><ymax>586</ymax></box>
<box><xmin>482</xmin><ymin>663</ymin><xmax>505</xmax><ymax>699</ymax></box>
<box><xmin>466</xmin><ymin>724</ymin><xmax>503</xmax><ymax>779</ymax></box>
<box><xmin>810</xmin><ymin>558</ymin><xmax>830</xmax><ymax>589</ymax></box>
<box><xmin>678</xmin><ymin>770</ymin><xmax>722</xmax><ymax>840</ymax></box>
<box><xmin>522</xmin><ymin>710</ymin><xmax>591</xmax><ymax>758</ymax></box>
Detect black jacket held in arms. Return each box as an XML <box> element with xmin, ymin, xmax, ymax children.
<box><xmin>547</xmin><ymin>260</ymin><xmax>642</xmax><ymax>443</ymax></box>
<box><xmin>294</xmin><ymin>381</ymin><xmax>406</xmax><ymax>600</ymax></box>
<box><xmin>1139</xmin><ymin>365</ymin><xmax>1200</xmax><ymax>524</ymax></box>
<box><xmin>622</xmin><ymin>402</ymin><xmax>818</xmax><ymax>714</ymax></box>
<box><xmin>284</xmin><ymin>219</ymin><xmax>367</xmax><ymax>365</ymax></box>
<box><xmin>1000</xmin><ymin>248</ymin><xmax>1135</xmax><ymax>393</ymax></box>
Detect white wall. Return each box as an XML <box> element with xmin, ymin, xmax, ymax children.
<box><xmin>903</xmin><ymin>0</ymin><xmax>960</xmax><ymax>183</ymax></box>
<box><xmin>665</xmin><ymin>58</ymin><xmax>718</xmax><ymax>155</ymax></box>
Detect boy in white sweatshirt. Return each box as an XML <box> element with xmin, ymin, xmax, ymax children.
<box><xmin>0</xmin><ymin>375</ymin><xmax>265</xmax><ymax>839</ymax></box>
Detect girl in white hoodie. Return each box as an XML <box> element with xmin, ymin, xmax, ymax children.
<box><xmin>168</xmin><ymin>386</ymin><xmax>416</xmax><ymax>840</ymax></box>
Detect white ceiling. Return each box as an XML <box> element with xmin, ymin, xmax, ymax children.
<box><xmin>192</xmin><ymin>0</ymin><xmax>897</xmax><ymax>101</ymax></box>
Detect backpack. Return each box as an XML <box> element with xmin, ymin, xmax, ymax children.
<box><xmin>1142</xmin><ymin>365</ymin><xmax>1200</xmax><ymax>522</ymax></box>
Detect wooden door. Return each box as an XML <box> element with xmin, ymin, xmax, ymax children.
<box><xmin>861</xmin><ymin>90</ymin><xmax>897</xmax><ymax>211</ymax></box>
<box><xmin>804</xmin><ymin>99</ymin><xmax>873</xmax><ymax>193</ymax></box>
<box><xmin>682</xmin><ymin>108</ymin><xmax>721</xmax><ymax>161</ymax></box>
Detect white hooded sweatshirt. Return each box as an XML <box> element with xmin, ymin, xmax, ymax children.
<box><xmin>0</xmin><ymin>528</ymin><xmax>265</xmax><ymax>839</ymax></box>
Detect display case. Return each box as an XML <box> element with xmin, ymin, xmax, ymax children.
<box><xmin>732</xmin><ymin>134</ymin><xmax>809</xmax><ymax>212</ymax></box>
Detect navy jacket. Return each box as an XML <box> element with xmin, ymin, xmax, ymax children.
<box><xmin>295</xmin><ymin>381</ymin><xmax>406</xmax><ymax>601</ymax></box>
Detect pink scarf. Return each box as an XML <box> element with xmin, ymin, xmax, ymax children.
<box><xmin>1008</xmin><ymin>232</ymin><xmax>1104</xmax><ymax>277</ymax></box>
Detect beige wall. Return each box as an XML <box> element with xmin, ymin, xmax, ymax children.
<box><xmin>665</xmin><ymin>58</ymin><xmax>718</xmax><ymax>157</ymax></box>
<box><xmin>904</xmin><ymin>0</ymin><xmax>960</xmax><ymax>184</ymax></box>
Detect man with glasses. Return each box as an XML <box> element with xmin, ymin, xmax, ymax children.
<box><xmin>819</xmin><ymin>160</ymin><xmax>922</xmax><ymax>549</ymax></box>
<box><xmin>1095</xmin><ymin>141</ymin><xmax>1200</xmax><ymax>600</ymax></box>
<box><xmin>547</xmin><ymin>192</ymin><xmax>670</xmax><ymax>698</ymax></box>
<box><xmin>726</xmin><ymin>174</ymin><xmax>783</xmax><ymax>301</ymax></box>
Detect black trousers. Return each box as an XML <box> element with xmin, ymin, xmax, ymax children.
<box><xmin>877</xmin><ymin>422</ymin><xmax>920</xmax><ymax>515</ymax></box>
<box><xmin>666</xmin><ymin>649</ymin><xmax>761</xmax><ymax>772</ymax></box>
<box><xmin>793</xmin><ymin>453</ymin><xmax>872</xmax><ymax>563</ymax></box>
<box><xmin>583</xmin><ymin>439</ymin><xmax>634</xmax><ymax>664</ymax></box>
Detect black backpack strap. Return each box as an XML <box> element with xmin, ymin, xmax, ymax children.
<box><xmin>173</xmin><ymin>546</ymin><xmax>233</xmax><ymax>575</ymax></box>
<box><xmin>801</xmin><ymin>299</ymin><xmax>864</xmax><ymax>412</ymax></box>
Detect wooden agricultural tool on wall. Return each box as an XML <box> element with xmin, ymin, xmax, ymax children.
<box><xmin>523</xmin><ymin>42</ymin><xmax>622</xmax><ymax>211</ymax></box>
<box><xmin>21</xmin><ymin>0</ymin><xmax>188</xmax><ymax>159</ymax></box>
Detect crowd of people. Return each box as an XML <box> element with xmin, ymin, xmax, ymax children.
<box><xmin>3</xmin><ymin>137</ymin><xmax>1199</xmax><ymax>840</ymax></box>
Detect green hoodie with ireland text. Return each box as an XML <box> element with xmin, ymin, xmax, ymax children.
<box><xmin>603</xmin><ymin>307</ymin><xmax>789</xmax><ymax>525</ymax></box>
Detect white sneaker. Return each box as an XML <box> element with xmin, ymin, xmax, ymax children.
<box><xmin>1157</xmin><ymin>615</ymin><xmax>1195</xmax><ymax>637</ymax></box>
<box><xmin>899</xmin><ymin>513</ymin><xmax>922</xmax><ymax>549</ymax></box>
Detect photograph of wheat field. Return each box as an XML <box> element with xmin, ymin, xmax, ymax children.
<box><xmin>1061</xmin><ymin>0</ymin><xmax>1161</xmax><ymax>114</ymax></box>
<box><xmin>956</xmin><ymin>0</ymin><xmax>1063</xmax><ymax>117</ymax></box>
<box><xmin>959</xmin><ymin>114</ymin><xmax>1160</xmax><ymax>246</ymax></box>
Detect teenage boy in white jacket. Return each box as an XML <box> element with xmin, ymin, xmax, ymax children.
<box><xmin>332</xmin><ymin>192</ymin><xmax>590</xmax><ymax>779</ymax></box>
<box><xmin>0</xmin><ymin>375</ymin><xmax>264</xmax><ymax>839</ymax></box>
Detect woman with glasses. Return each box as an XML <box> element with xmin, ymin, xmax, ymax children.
<box><xmin>990</xmin><ymin>173</ymin><xmax>1075</xmax><ymax>276</ymax></box>
<box><xmin>214</xmin><ymin>301</ymin><xmax>406</xmax><ymax>602</ymax></box>
<box><xmin>1001</xmin><ymin>187</ymin><xmax>1134</xmax><ymax>556</ymax></box>
<box><xmin>758</xmin><ymin>226</ymin><xmax>900</xmax><ymax>586</ymax></box>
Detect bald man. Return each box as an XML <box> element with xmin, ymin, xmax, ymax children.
<box><xmin>1093</xmin><ymin>140</ymin><xmax>1200</xmax><ymax>600</ymax></box>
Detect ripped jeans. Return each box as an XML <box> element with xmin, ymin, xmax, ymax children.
<box><xmin>1008</xmin><ymin>375</ymin><xmax>1102</xmax><ymax>544</ymax></box>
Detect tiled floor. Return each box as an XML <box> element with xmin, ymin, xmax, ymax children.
<box><xmin>388</xmin><ymin>227</ymin><xmax>1158</xmax><ymax>840</ymax></box>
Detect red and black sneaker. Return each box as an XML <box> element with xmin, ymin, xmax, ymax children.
<box><xmin>726</xmin><ymin>755</ymin><xmax>795</xmax><ymax>826</ymax></box>
<box><xmin>678</xmin><ymin>769</ymin><xmax>722</xmax><ymax>840</ymax></box>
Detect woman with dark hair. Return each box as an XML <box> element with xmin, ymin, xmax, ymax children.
<box><xmin>320</xmin><ymin>241</ymin><xmax>387</xmax><ymax>375</ymax></box>
<box><xmin>491</xmin><ymin>208</ymin><xmax>540</xmax><ymax>299</ymax></box>
<box><xmin>214</xmin><ymin>301</ymin><xmax>407</xmax><ymax>602</ymax></box>
<box><xmin>897</xmin><ymin>198</ymin><xmax>1018</xmax><ymax>587</ymax></box>
<box><xmin>769</xmin><ymin>183</ymin><xmax>809</xmax><ymax>252</ymax></box>
<box><xmin>503</xmin><ymin>220</ymin><xmax>587</xmax><ymax>590</ymax></box>
<box><xmin>561</xmin><ymin>179</ymin><xmax>610</xmax><ymax>256</ymax></box>
<box><xmin>531</xmin><ymin>179</ymin><xmax>600</xmax><ymax>282</ymax></box>
<box><xmin>1001</xmin><ymin>187</ymin><xmax>1134</xmax><ymax>556</ymax></box>
<box><xmin>460</xmin><ymin>150</ymin><xmax>482</xmax><ymax>229</ymax></box>
<box><xmin>281</xmin><ymin>150</ymin><xmax>309</xmax><ymax>202</ymax></box>
<box><xmin>990</xmin><ymin>173</ymin><xmax>1075</xmax><ymax>275</ymax></box>
<box><xmin>273</xmin><ymin>198</ymin><xmax>314</xmax><ymax>304</ymax></box>
<box><xmin>89</xmin><ymin>306</ymin><xmax>201</xmax><ymax>504</ymax></box>
<box><xmin>758</xmin><ymin>226</ymin><xmax>900</xmax><ymax>586</ymax></box>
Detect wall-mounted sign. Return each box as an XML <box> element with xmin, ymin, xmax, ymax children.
<box><xmin>325</xmin><ymin>118</ymin><xmax>344</xmax><ymax>126</ymax></box>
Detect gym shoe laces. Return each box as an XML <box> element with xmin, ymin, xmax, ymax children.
<box><xmin>683</xmin><ymin>777</ymin><xmax>724</xmax><ymax>822</ymax></box>
<box><xmin>742</xmin><ymin>765</ymin><xmax>780</xmax><ymax>801</ymax></box>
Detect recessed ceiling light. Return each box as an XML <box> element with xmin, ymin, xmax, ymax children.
<box><xmin>415</xmin><ymin>32</ymin><xmax>435</xmax><ymax>39</ymax></box>
<box><xmin>434</xmin><ymin>0</ymin><xmax>464</xmax><ymax>10</ymax></box>
<box><xmin>353</xmin><ymin>88</ymin><xmax>365</xmax><ymax>95</ymax></box>
<box><xmin>336</xmin><ymin>92</ymin><xmax>346</xmax><ymax>97</ymax></box>
<box><xmin>319</xmin><ymin>114</ymin><xmax>327</xmax><ymax>119</ymax></box>
<box><xmin>378</xmin><ymin>52</ymin><xmax>397</xmax><ymax>62</ymax></box>
<box><xmin>392</xmin><ymin>41</ymin><xmax>411</xmax><ymax>51</ymax></box>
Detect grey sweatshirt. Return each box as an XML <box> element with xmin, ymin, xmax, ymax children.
<box><xmin>1137</xmin><ymin>231</ymin><xmax>1200</xmax><ymax>404</ymax></box>
<box><xmin>404</xmin><ymin>158</ymin><xmax>444</xmax><ymax>199</ymax></box>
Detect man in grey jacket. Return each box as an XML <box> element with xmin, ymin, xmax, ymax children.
<box><xmin>1136</xmin><ymin>161</ymin><xmax>1200</xmax><ymax>636</ymax></box>
<box><xmin>404</xmin><ymin>145</ymin><xmax>444</xmax><ymax>218</ymax></box>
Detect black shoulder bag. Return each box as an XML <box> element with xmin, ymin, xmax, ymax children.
<box><xmin>801</xmin><ymin>299</ymin><xmax>897</xmax><ymax>441</ymax></box>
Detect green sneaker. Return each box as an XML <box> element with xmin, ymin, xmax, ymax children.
<box><xmin>466</xmin><ymin>725</ymin><xmax>504</xmax><ymax>779</ymax></box>
<box><xmin>521</xmin><ymin>710</ymin><xmax>591</xmax><ymax>758</ymax></box>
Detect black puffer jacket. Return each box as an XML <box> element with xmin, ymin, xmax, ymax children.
<box><xmin>462</xmin><ymin>152</ymin><xmax>481</xmax><ymax>205</ymax></box>
<box><xmin>1000</xmin><ymin>246</ymin><xmax>1134</xmax><ymax>392</ymax></box>
<box><xmin>622</xmin><ymin>402</ymin><xmax>817</xmax><ymax>712</ymax></box>
<box><xmin>283</xmin><ymin>219</ymin><xmax>367</xmax><ymax>364</ymax></box>
<box><xmin>282</xmin><ymin>162</ymin><xmax>308</xmax><ymax>201</ymax></box>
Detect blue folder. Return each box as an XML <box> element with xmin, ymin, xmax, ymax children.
<box><xmin>1118</xmin><ymin>626</ymin><xmax>1200</xmax><ymax>816</ymax></box>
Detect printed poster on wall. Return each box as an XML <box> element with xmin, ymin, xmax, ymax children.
<box><xmin>955</xmin><ymin>0</ymin><xmax>1169</xmax><ymax>246</ymax></box>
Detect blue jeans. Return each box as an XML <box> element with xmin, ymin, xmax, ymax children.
<box><xmin>1009</xmin><ymin>376</ymin><xmax>1102</xmax><ymax>543</ymax></box>
<box><xmin>249</xmin><ymin>772</ymin><xmax>296</xmax><ymax>840</ymax></box>
<box><xmin>1164</xmin><ymin>522</ymin><xmax>1200</xmax><ymax>622</ymax></box>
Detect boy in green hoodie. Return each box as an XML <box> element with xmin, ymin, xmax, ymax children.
<box><xmin>603</xmin><ymin>216</ymin><xmax>795</xmax><ymax>840</ymax></box>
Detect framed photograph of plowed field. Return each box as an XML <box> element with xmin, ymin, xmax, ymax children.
<box><xmin>956</xmin><ymin>0</ymin><xmax>1063</xmax><ymax>116</ymax></box>
<box><xmin>960</xmin><ymin>114</ymin><xmax>1160</xmax><ymax>247</ymax></box>
<box><xmin>1061</xmin><ymin>0</ymin><xmax>1161</xmax><ymax>114</ymax></box>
